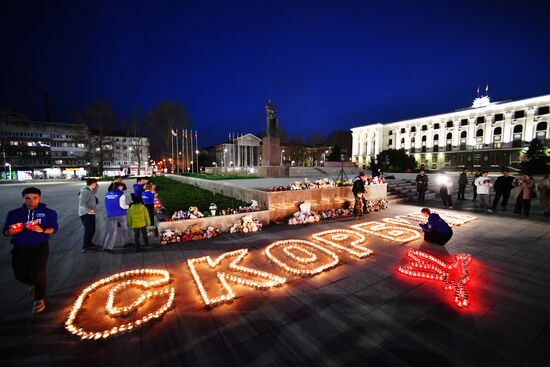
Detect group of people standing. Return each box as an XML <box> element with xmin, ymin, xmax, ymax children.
<box><xmin>416</xmin><ymin>168</ymin><xmax>548</xmax><ymax>217</ymax></box>
<box><xmin>79</xmin><ymin>176</ymin><xmax>156</xmax><ymax>253</ymax></box>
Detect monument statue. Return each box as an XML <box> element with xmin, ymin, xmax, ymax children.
<box><xmin>266</xmin><ymin>98</ymin><xmax>279</xmax><ymax>138</ymax></box>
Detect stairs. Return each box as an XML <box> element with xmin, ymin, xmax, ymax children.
<box><xmin>386</xmin><ymin>178</ymin><xmax>437</xmax><ymax>203</ymax></box>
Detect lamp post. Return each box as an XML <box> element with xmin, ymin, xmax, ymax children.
<box><xmin>281</xmin><ymin>149</ymin><xmax>285</xmax><ymax>165</ymax></box>
<box><xmin>5</xmin><ymin>162</ymin><xmax>12</xmax><ymax>180</ymax></box>
<box><xmin>195</xmin><ymin>150</ymin><xmax>199</xmax><ymax>172</ymax></box>
<box><xmin>223</xmin><ymin>148</ymin><xmax>227</xmax><ymax>169</ymax></box>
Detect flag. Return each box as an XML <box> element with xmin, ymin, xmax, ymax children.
<box><xmin>476</xmin><ymin>86</ymin><xmax>480</xmax><ymax>95</ymax></box>
<box><xmin>485</xmin><ymin>84</ymin><xmax>489</xmax><ymax>93</ymax></box>
<box><xmin>171</xmin><ymin>129</ymin><xmax>177</xmax><ymax>137</ymax></box>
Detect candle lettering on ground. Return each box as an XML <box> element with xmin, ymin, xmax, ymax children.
<box><xmin>397</xmin><ymin>249</ymin><xmax>472</xmax><ymax>307</ymax></box>
<box><xmin>187</xmin><ymin>248</ymin><xmax>286</xmax><ymax>307</ymax></box>
<box><xmin>351</xmin><ymin>221</ymin><xmax>421</xmax><ymax>243</ymax></box>
<box><xmin>265</xmin><ymin>239</ymin><xmax>340</xmax><ymax>276</ymax></box>
<box><xmin>311</xmin><ymin>229</ymin><xmax>373</xmax><ymax>258</ymax></box>
<box><xmin>65</xmin><ymin>269</ymin><xmax>175</xmax><ymax>340</ymax></box>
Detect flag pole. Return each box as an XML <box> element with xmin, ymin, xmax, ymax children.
<box><xmin>195</xmin><ymin>130</ymin><xmax>199</xmax><ymax>172</ymax></box>
<box><xmin>175</xmin><ymin>129</ymin><xmax>179</xmax><ymax>173</ymax></box>
<box><xmin>170</xmin><ymin>130</ymin><xmax>174</xmax><ymax>174</ymax></box>
<box><xmin>183</xmin><ymin>129</ymin><xmax>187</xmax><ymax>173</ymax></box>
<box><xmin>190</xmin><ymin>129</ymin><xmax>194</xmax><ymax>173</ymax></box>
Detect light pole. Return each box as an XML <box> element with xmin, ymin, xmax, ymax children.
<box><xmin>224</xmin><ymin>148</ymin><xmax>227</xmax><ymax>169</ymax></box>
<box><xmin>281</xmin><ymin>149</ymin><xmax>285</xmax><ymax>165</ymax></box>
<box><xmin>5</xmin><ymin>162</ymin><xmax>12</xmax><ymax>180</ymax></box>
<box><xmin>195</xmin><ymin>150</ymin><xmax>199</xmax><ymax>172</ymax></box>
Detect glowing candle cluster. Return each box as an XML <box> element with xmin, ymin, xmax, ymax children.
<box><xmin>312</xmin><ymin>229</ymin><xmax>373</xmax><ymax>258</ymax></box>
<box><xmin>283</xmin><ymin>246</ymin><xmax>318</xmax><ymax>264</ymax></box>
<box><xmin>265</xmin><ymin>240</ymin><xmax>339</xmax><ymax>276</ymax></box>
<box><xmin>396</xmin><ymin>212</ymin><xmax>477</xmax><ymax>227</ymax></box>
<box><xmin>397</xmin><ymin>249</ymin><xmax>472</xmax><ymax>307</ymax></box>
<box><xmin>351</xmin><ymin>221</ymin><xmax>421</xmax><ymax>243</ymax></box>
<box><xmin>65</xmin><ymin>269</ymin><xmax>175</xmax><ymax>340</ymax></box>
<box><xmin>187</xmin><ymin>248</ymin><xmax>286</xmax><ymax>307</ymax></box>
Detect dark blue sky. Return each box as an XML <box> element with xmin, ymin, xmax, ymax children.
<box><xmin>1</xmin><ymin>0</ymin><xmax>549</xmax><ymax>148</ymax></box>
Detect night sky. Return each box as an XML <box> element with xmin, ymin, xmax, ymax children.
<box><xmin>1</xmin><ymin>0</ymin><xmax>549</xmax><ymax>148</ymax></box>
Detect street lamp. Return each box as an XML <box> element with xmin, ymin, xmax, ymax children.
<box><xmin>195</xmin><ymin>150</ymin><xmax>199</xmax><ymax>172</ymax></box>
<box><xmin>224</xmin><ymin>148</ymin><xmax>227</xmax><ymax>168</ymax></box>
<box><xmin>5</xmin><ymin>162</ymin><xmax>12</xmax><ymax>180</ymax></box>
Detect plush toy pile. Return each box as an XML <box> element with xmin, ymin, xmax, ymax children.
<box><xmin>367</xmin><ymin>176</ymin><xmax>386</xmax><ymax>185</ymax></box>
<box><xmin>171</xmin><ymin>206</ymin><xmax>205</xmax><ymax>220</ymax></box>
<box><xmin>160</xmin><ymin>223</ymin><xmax>221</xmax><ymax>244</ymax></box>
<box><xmin>229</xmin><ymin>215</ymin><xmax>264</xmax><ymax>233</ymax></box>
<box><xmin>335</xmin><ymin>179</ymin><xmax>353</xmax><ymax>187</ymax></box>
<box><xmin>171</xmin><ymin>200</ymin><xmax>262</xmax><ymax>220</ymax></box>
<box><xmin>288</xmin><ymin>202</ymin><xmax>321</xmax><ymax>225</ymax></box>
<box><xmin>320</xmin><ymin>208</ymin><xmax>354</xmax><ymax>220</ymax></box>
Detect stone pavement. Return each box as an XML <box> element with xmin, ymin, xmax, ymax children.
<box><xmin>0</xmin><ymin>181</ymin><xmax>549</xmax><ymax>367</ymax></box>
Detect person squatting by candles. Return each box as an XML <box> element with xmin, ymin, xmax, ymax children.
<box><xmin>419</xmin><ymin>207</ymin><xmax>453</xmax><ymax>245</ymax></box>
<box><xmin>352</xmin><ymin>172</ymin><xmax>367</xmax><ymax>220</ymax></box>
<box><xmin>2</xmin><ymin>187</ymin><xmax>59</xmax><ymax>313</ymax></box>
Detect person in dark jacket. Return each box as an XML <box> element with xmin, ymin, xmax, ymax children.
<box><xmin>472</xmin><ymin>169</ymin><xmax>481</xmax><ymax>200</ymax></box>
<box><xmin>107</xmin><ymin>175</ymin><xmax>127</xmax><ymax>192</ymax></box>
<box><xmin>458</xmin><ymin>169</ymin><xmax>468</xmax><ymax>200</ymax></box>
<box><xmin>419</xmin><ymin>207</ymin><xmax>453</xmax><ymax>245</ymax></box>
<box><xmin>415</xmin><ymin>170</ymin><xmax>429</xmax><ymax>203</ymax></box>
<box><xmin>491</xmin><ymin>169</ymin><xmax>515</xmax><ymax>211</ymax></box>
<box><xmin>352</xmin><ymin>172</ymin><xmax>367</xmax><ymax>219</ymax></box>
<box><xmin>370</xmin><ymin>159</ymin><xmax>381</xmax><ymax>178</ymax></box>
<box><xmin>3</xmin><ymin>187</ymin><xmax>59</xmax><ymax>313</ymax></box>
<box><xmin>78</xmin><ymin>178</ymin><xmax>99</xmax><ymax>253</ymax></box>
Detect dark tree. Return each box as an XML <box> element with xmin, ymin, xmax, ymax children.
<box><xmin>144</xmin><ymin>101</ymin><xmax>192</xmax><ymax>158</ymax></box>
<box><xmin>521</xmin><ymin>138</ymin><xmax>550</xmax><ymax>174</ymax></box>
<box><xmin>377</xmin><ymin>148</ymin><xmax>417</xmax><ymax>172</ymax></box>
<box><xmin>326</xmin><ymin>130</ymin><xmax>351</xmax><ymax>161</ymax></box>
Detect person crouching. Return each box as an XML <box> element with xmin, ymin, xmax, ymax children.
<box><xmin>419</xmin><ymin>207</ymin><xmax>453</xmax><ymax>245</ymax></box>
<box><xmin>127</xmin><ymin>194</ymin><xmax>151</xmax><ymax>252</ymax></box>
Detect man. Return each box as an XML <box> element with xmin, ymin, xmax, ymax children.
<box><xmin>78</xmin><ymin>178</ymin><xmax>99</xmax><ymax>253</ymax></box>
<box><xmin>370</xmin><ymin>159</ymin><xmax>380</xmax><ymax>178</ymax></box>
<box><xmin>491</xmin><ymin>169</ymin><xmax>515</xmax><ymax>211</ymax></box>
<box><xmin>439</xmin><ymin>176</ymin><xmax>453</xmax><ymax>209</ymax></box>
<box><xmin>3</xmin><ymin>187</ymin><xmax>58</xmax><ymax>313</ymax></box>
<box><xmin>475</xmin><ymin>170</ymin><xmax>493</xmax><ymax>213</ymax></box>
<box><xmin>415</xmin><ymin>170</ymin><xmax>429</xmax><ymax>203</ymax></box>
<box><xmin>103</xmin><ymin>182</ymin><xmax>130</xmax><ymax>252</ymax></box>
<box><xmin>107</xmin><ymin>175</ymin><xmax>127</xmax><ymax>192</ymax></box>
<box><xmin>352</xmin><ymin>172</ymin><xmax>367</xmax><ymax>220</ymax></box>
<box><xmin>419</xmin><ymin>207</ymin><xmax>453</xmax><ymax>245</ymax></box>
<box><xmin>457</xmin><ymin>169</ymin><xmax>468</xmax><ymax>200</ymax></box>
<box><xmin>133</xmin><ymin>177</ymin><xmax>148</xmax><ymax>197</ymax></box>
<box><xmin>472</xmin><ymin>169</ymin><xmax>481</xmax><ymax>200</ymax></box>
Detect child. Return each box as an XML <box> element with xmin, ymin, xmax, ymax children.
<box><xmin>126</xmin><ymin>194</ymin><xmax>151</xmax><ymax>252</ymax></box>
<box><xmin>141</xmin><ymin>183</ymin><xmax>156</xmax><ymax>226</ymax></box>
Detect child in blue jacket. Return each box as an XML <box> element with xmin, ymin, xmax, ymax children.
<box><xmin>3</xmin><ymin>187</ymin><xmax>58</xmax><ymax>313</ymax></box>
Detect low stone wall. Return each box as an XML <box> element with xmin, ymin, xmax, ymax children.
<box><xmin>268</xmin><ymin>184</ymin><xmax>387</xmax><ymax>222</ymax></box>
<box><xmin>163</xmin><ymin>175</ymin><xmax>386</xmax><ymax>223</ymax></box>
<box><xmin>207</xmin><ymin>166</ymin><xmax>289</xmax><ymax>177</ymax></box>
<box><xmin>158</xmin><ymin>210</ymin><xmax>270</xmax><ymax>234</ymax></box>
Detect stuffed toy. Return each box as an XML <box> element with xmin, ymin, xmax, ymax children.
<box><xmin>203</xmin><ymin>226</ymin><xmax>220</xmax><ymax>239</ymax></box>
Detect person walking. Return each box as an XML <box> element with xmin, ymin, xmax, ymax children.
<box><xmin>415</xmin><ymin>170</ymin><xmax>429</xmax><ymax>203</ymax></box>
<box><xmin>475</xmin><ymin>170</ymin><xmax>493</xmax><ymax>213</ymax></box>
<box><xmin>513</xmin><ymin>174</ymin><xmax>536</xmax><ymax>217</ymax></box>
<box><xmin>472</xmin><ymin>169</ymin><xmax>481</xmax><ymax>200</ymax></box>
<box><xmin>103</xmin><ymin>182</ymin><xmax>130</xmax><ymax>252</ymax></box>
<box><xmin>141</xmin><ymin>183</ymin><xmax>156</xmax><ymax>226</ymax></box>
<box><xmin>536</xmin><ymin>173</ymin><xmax>549</xmax><ymax>215</ymax></box>
<box><xmin>78</xmin><ymin>178</ymin><xmax>99</xmax><ymax>253</ymax></box>
<box><xmin>457</xmin><ymin>169</ymin><xmax>468</xmax><ymax>200</ymax></box>
<box><xmin>352</xmin><ymin>172</ymin><xmax>367</xmax><ymax>219</ymax></box>
<box><xmin>2</xmin><ymin>187</ymin><xmax>59</xmax><ymax>313</ymax></box>
<box><xmin>419</xmin><ymin>207</ymin><xmax>453</xmax><ymax>245</ymax></box>
<box><xmin>491</xmin><ymin>169</ymin><xmax>515</xmax><ymax>211</ymax></box>
<box><xmin>127</xmin><ymin>194</ymin><xmax>150</xmax><ymax>252</ymax></box>
<box><xmin>439</xmin><ymin>176</ymin><xmax>453</xmax><ymax>209</ymax></box>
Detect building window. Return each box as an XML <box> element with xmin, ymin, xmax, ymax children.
<box><xmin>434</xmin><ymin>123</ymin><xmax>440</xmax><ymax>129</ymax></box>
<box><xmin>400</xmin><ymin>128</ymin><xmax>406</xmax><ymax>134</ymax></box>
<box><xmin>421</xmin><ymin>135</ymin><xmax>426</xmax><ymax>152</ymax></box>
<box><xmin>446</xmin><ymin>132</ymin><xmax>452</xmax><ymax>151</ymax></box>
<box><xmin>514</xmin><ymin>110</ymin><xmax>525</xmax><ymax>119</ymax></box>
<box><xmin>446</xmin><ymin>121</ymin><xmax>453</xmax><ymax>128</ymax></box>
<box><xmin>410</xmin><ymin>137</ymin><xmax>415</xmax><ymax>153</ymax></box>
<box><xmin>476</xmin><ymin>116</ymin><xmax>485</xmax><ymax>124</ymax></box>
<box><xmin>494</xmin><ymin>113</ymin><xmax>504</xmax><ymax>122</ymax></box>
<box><xmin>388</xmin><ymin>139</ymin><xmax>392</xmax><ymax>145</ymax></box>
<box><xmin>410</xmin><ymin>126</ymin><xmax>416</xmax><ymax>133</ymax></box>
<box><xmin>389</xmin><ymin>130</ymin><xmax>393</xmax><ymax>136</ymax></box>
<box><xmin>400</xmin><ymin>138</ymin><xmax>405</xmax><ymax>149</ymax></box>
<box><xmin>460</xmin><ymin>131</ymin><xmax>467</xmax><ymax>150</ymax></box>
<box><xmin>433</xmin><ymin>134</ymin><xmax>439</xmax><ymax>152</ymax></box>
<box><xmin>421</xmin><ymin>125</ymin><xmax>427</xmax><ymax>131</ymax></box>
<box><xmin>536</xmin><ymin>121</ymin><xmax>547</xmax><ymax>139</ymax></box>
<box><xmin>460</xmin><ymin>119</ymin><xmax>468</xmax><ymax>126</ymax></box>
<box><xmin>513</xmin><ymin>124</ymin><xmax>523</xmax><ymax>147</ymax></box>
<box><xmin>537</xmin><ymin>106</ymin><xmax>549</xmax><ymax>115</ymax></box>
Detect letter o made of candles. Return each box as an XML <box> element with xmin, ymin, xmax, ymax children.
<box><xmin>265</xmin><ymin>239</ymin><xmax>339</xmax><ymax>276</ymax></box>
<box><xmin>65</xmin><ymin>269</ymin><xmax>175</xmax><ymax>340</ymax></box>
<box><xmin>311</xmin><ymin>229</ymin><xmax>373</xmax><ymax>258</ymax></box>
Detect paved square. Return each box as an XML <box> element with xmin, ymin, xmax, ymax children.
<box><xmin>1</xmin><ymin>181</ymin><xmax>549</xmax><ymax>367</ymax></box>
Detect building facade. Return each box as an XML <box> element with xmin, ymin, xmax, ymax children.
<box><xmin>0</xmin><ymin>118</ymin><xmax>150</xmax><ymax>179</ymax></box>
<box><xmin>351</xmin><ymin>94</ymin><xmax>550</xmax><ymax>170</ymax></box>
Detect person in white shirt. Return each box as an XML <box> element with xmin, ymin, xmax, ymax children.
<box><xmin>475</xmin><ymin>170</ymin><xmax>493</xmax><ymax>213</ymax></box>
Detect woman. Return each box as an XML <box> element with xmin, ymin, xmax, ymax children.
<box><xmin>513</xmin><ymin>174</ymin><xmax>536</xmax><ymax>217</ymax></box>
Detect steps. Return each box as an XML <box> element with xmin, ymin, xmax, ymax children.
<box><xmin>386</xmin><ymin>178</ymin><xmax>437</xmax><ymax>203</ymax></box>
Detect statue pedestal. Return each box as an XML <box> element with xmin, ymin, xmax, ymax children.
<box><xmin>262</xmin><ymin>136</ymin><xmax>281</xmax><ymax>167</ymax></box>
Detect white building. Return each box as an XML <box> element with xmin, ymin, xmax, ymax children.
<box><xmin>95</xmin><ymin>135</ymin><xmax>150</xmax><ymax>176</ymax></box>
<box><xmin>351</xmin><ymin>94</ymin><xmax>550</xmax><ymax>170</ymax></box>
